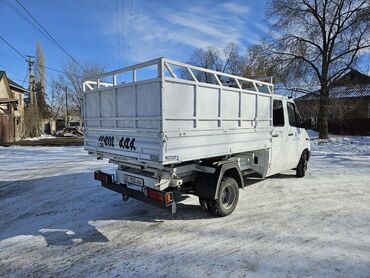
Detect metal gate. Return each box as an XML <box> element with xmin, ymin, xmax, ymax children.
<box><xmin>0</xmin><ymin>114</ymin><xmax>15</xmax><ymax>143</ymax></box>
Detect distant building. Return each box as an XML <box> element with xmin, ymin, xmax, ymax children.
<box><xmin>0</xmin><ymin>71</ymin><xmax>27</xmax><ymax>142</ymax></box>
<box><xmin>67</xmin><ymin>107</ymin><xmax>82</xmax><ymax>130</ymax></box>
<box><xmin>296</xmin><ymin>70</ymin><xmax>370</xmax><ymax>135</ymax></box>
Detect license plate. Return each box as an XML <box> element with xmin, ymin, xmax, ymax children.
<box><xmin>124</xmin><ymin>174</ymin><xmax>144</xmax><ymax>187</ymax></box>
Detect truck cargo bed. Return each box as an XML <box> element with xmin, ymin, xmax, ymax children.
<box><xmin>83</xmin><ymin>58</ymin><xmax>274</xmax><ymax>165</ymax></box>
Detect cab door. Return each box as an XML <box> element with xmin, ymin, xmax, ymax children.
<box><xmin>269</xmin><ymin>98</ymin><xmax>288</xmax><ymax>176</ymax></box>
<box><xmin>286</xmin><ymin>101</ymin><xmax>304</xmax><ymax>168</ymax></box>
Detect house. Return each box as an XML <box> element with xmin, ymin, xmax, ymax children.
<box><xmin>296</xmin><ymin>70</ymin><xmax>370</xmax><ymax>135</ymax></box>
<box><xmin>0</xmin><ymin>71</ymin><xmax>27</xmax><ymax>142</ymax></box>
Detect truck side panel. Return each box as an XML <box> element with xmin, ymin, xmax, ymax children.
<box><xmin>162</xmin><ymin>79</ymin><xmax>272</xmax><ymax>163</ymax></box>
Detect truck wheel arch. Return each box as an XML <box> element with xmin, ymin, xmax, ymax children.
<box><xmin>195</xmin><ymin>161</ymin><xmax>244</xmax><ymax>200</ymax></box>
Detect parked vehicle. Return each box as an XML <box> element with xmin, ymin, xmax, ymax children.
<box><xmin>83</xmin><ymin>58</ymin><xmax>311</xmax><ymax>216</ymax></box>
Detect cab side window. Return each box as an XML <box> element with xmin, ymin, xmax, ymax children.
<box><xmin>287</xmin><ymin>102</ymin><xmax>303</xmax><ymax>128</ymax></box>
<box><xmin>273</xmin><ymin>100</ymin><xmax>284</xmax><ymax>127</ymax></box>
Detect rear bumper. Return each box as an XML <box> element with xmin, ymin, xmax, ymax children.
<box><xmin>94</xmin><ymin>171</ymin><xmax>176</xmax><ymax>213</ymax></box>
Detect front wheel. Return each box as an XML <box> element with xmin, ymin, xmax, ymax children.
<box><xmin>296</xmin><ymin>152</ymin><xmax>308</xmax><ymax>177</ymax></box>
<box><xmin>208</xmin><ymin>177</ymin><xmax>239</xmax><ymax>217</ymax></box>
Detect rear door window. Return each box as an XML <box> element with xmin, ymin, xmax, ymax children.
<box><xmin>287</xmin><ymin>102</ymin><xmax>303</xmax><ymax>128</ymax></box>
<box><xmin>273</xmin><ymin>100</ymin><xmax>284</xmax><ymax>127</ymax></box>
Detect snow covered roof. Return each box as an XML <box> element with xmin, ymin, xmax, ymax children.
<box><xmin>294</xmin><ymin>70</ymin><xmax>370</xmax><ymax>100</ymax></box>
<box><xmin>298</xmin><ymin>85</ymin><xmax>370</xmax><ymax>100</ymax></box>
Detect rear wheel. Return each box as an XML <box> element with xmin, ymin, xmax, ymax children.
<box><xmin>296</xmin><ymin>152</ymin><xmax>308</xmax><ymax>177</ymax></box>
<box><xmin>209</xmin><ymin>177</ymin><xmax>239</xmax><ymax>217</ymax></box>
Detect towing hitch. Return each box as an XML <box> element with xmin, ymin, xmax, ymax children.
<box><xmin>94</xmin><ymin>170</ymin><xmax>176</xmax><ymax>213</ymax></box>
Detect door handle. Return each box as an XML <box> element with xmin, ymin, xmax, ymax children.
<box><xmin>272</xmin><ymin>133</ymin><xmax>279</xmax><ymax>137</ymax></box>
<box><xmin>288</xmin><ymin>133</ymin><xmax>294</xmax><ymax>136</ymax></box>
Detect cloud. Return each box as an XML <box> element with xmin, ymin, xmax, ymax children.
<box><xmin>100</xmin><ymin>0</ymin><xmax>265</xmax><ymax>64</ymax></box>
<box><xmin>221</xmin><ymin>2</ymin><xmax>250</xmax><ymax>15</ymax></box>
<box><xmin>254</xmin><ymin>22</ymin><xmax>270</xmax><ymax>34</ymax></box>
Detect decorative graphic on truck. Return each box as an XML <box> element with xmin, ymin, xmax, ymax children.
<box><xmin>98</xmin><ymin>136</ymin><xmax>136</xmax><ymax>150</ymax></box>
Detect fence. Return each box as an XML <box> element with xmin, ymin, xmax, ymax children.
<box><xmin>0</xmin><ymin>114</ymin><xmax>15</xmax><ymax>143</ymax></box>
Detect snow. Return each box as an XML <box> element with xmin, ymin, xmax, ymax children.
<box><xmin>23</xmin><ymin>134</ymin><xmax>57</xmax><ymax>141</ymax></box>
<box><xmin>306</xmin><ymin>129</ymin><xmax>319</xmax><ymax>139</ymax></box>
<box><xmin>0</xmin><ymin>137</ymin><xmax>370</xmax><ymax>277</ymax></box>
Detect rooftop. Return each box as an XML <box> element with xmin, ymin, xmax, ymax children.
<box><xmin>0</xmin><ymin>70</ymin><xmax>28</xmax><ymax>93</ymax></box>
<box><xmin>297</xmin><ymin>70</ymin><xmax>370</xmax><ymax>100</ymax></box>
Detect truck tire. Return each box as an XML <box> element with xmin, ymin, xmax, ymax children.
<box><xmin>208</xmin><ymin>177</ymin><xmax>239</xmax><ymax>217</ymax></box>
<box><xmin>296</xmin><ymin>152</ymin><xmax>307</xmax><ymax>178</ymax></box>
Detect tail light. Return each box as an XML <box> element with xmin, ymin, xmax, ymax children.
<box><xmin>94</xmin><ymin>171</ymin><xmax>113</xmax><ymax>185</ymax></box>
<box><xmin>143</xmin><ymin>187</ymin><xmax>173</xmax><ymax>204</ymax></box>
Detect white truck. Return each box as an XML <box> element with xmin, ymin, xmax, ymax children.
<box><xmin>83</xmin><ymin>58</ymin><xmax>310</xmax><ymax>216</ymax></box>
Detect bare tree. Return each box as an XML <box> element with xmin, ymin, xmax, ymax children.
<box><xmin>24</xmin><ymin>43</ymin><xmax>48</xmax><ymax>138</ymax></box>
<box><xmin>47</xmin><ymin>80</ymin><xmax>65</xmax><ymax>119</ymax></box>
<box><xmin>35</xmin><ymin>42</ymin><xmax>49</xmax><ymax>118</ymax></box>
<box><xmin>267</xmin><ymin>0</ymin><xmax>370</xmax><ymax>138</ymax></box>
<box><xmin>242</xmin><ymin>44</ymin><xmax>276</xmax><ymax>79</ymax></box>
<box><xmin>186</xmin><ymin>43</ymin><xmax>245</xmax><ymax>83</ymax></box>
<box><xmin>57</xmin><ymin>59</ymin><xmax>104</xmax><ymax>115</ymax></box>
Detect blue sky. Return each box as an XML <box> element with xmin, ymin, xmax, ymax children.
<box><xmin>0</xmin><ymin>0</ymin><xmax>269</xmax><ymax>88</ymax></box>
<box><xmin>2</xmin><ymin>0</ymin><xmax>368</xmax><ymax>91</ymax></box>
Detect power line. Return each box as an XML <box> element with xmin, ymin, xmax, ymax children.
<box><xmin>121</xmin><ymin>0</ymin><xmax>125</xmax><ymax>66</ymax></box>
<box><xmin>0</xmin><ymin>35</ymin><xmax>26</xmax><ymax>59</ymax></box>
<box><xmin>2</xmin><ymin>0</ymin><xmax>50</xmax><ymax>42</ymax></box>
<box><xmin>0</xmin><ymin>34</ymin><xmax>82</xmax><ymax>78</ymax></box>
<box><xmin>0</xmin><ymin>35</ymin><xmax>67</xmax><ymax>93</ymax></box>
<box><xmin>116</xmin><ymin>0</ymin><xmax>121</xmax><ymax>67</ymax></box>
<box><xmin>7</xmin><ymin>77</ymin><xmax>26</xmax><ymax>83</ymax></box>
<box><xmin>13</xmin><ymin>0</ymin><xmax>86</xmax><ymax>72</ymax></box>
<box><xmin>0</xmin><ymin>36</ymin><xmax>78</xmax><ymax>97</ymax></box>
<box><xmin>127</xmin><ymin>0</ymin><xmax>133</xmax><ymax>66</ymax></box>
<box><xmin>21</xmin><ymin>70</ymin><xmax>28</xmax><ymax>87</ymax></box>
<box><xmin>44</xmin><ymin>65</ymin><xmax>82</xmax><ymax>78</ymax></box>
<box><xmin>2</xmin><ymin>0</ymin><xmax>85</xmax><ymax>77</ymax></box>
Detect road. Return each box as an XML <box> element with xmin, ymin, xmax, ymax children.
<box><xmin>0</xmin><ymin>136</ymin><xmax>369</xmax><ymax>277</ymax></box>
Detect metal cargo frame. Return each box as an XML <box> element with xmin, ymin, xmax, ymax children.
<box><xmin>83</xmin><ymin>58</ymin><xmax>274</xmax><ymax>166</ymax></box>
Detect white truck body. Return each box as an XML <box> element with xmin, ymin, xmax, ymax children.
<box><xmin>84</xmin><ymin>58</ymin><xmax>311</xmax><ymax>215</ymax></box>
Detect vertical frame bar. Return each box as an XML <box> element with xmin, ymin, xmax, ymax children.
<box><xmin>98</xmin><ymin>91</ymin><xmax>102</xmax><ymax>129</ymax></box>
<box><xmin>238</xmin><ymin>91</ymin><xmax>242</xmax><ymax>127</ymax></box>
<box><xmin>255</xmin><ymin>93</ymin><xmax>259</xmax><ymax>129</ymax></box>
<box><xmin>134</xmin><ymin>83</ymin><xmax>137</xmax><ymax>129</ymax></box>
<box><xmin>194</xmin><ymin>84</ymin><xmax>198</xmax><ymax>128</ymax></box>
<box><xmin>218</xmin><ymin>88</ymin><xmax>222</xmax><ymax>128</ymax></box>
<box><xmin>114</xmin><ymin>87</ymin><xmax>118</xmax><ymax>128</ymax></box>
<box><xmin>159</xmin><ymin>58</ymin><xmax>165</xmax><ymax>162</ymax></box>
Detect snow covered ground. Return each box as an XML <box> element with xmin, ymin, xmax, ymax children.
<box><xmin>23</xmin><ymin>134</ymin><xmax>57</xmax><ymax>141</ymax></box>
<box><xmin>0</xmin><ymin>135</ymin><xmax>369</xmax><ymax>277</ymax></box>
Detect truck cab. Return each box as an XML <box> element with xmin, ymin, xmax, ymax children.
<box><xmin>268</xmin><ymin>97</ymin><xmax>310</xmax><ymax>176</ymax></box>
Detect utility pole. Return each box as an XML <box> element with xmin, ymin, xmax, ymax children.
<box><xmin>65</xmin><ymin>86</ymin><xmax>69</xmax><ymax>128</ymax></box>
<box><xmin>25</xmin><ymin>54</ymin><xmax>40</xmax><ymax>137</ymax></box>
<box><xmin>26</xmin><ymin>55</ymin><xmax>35</xmax><ymax>105</ymax></box>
